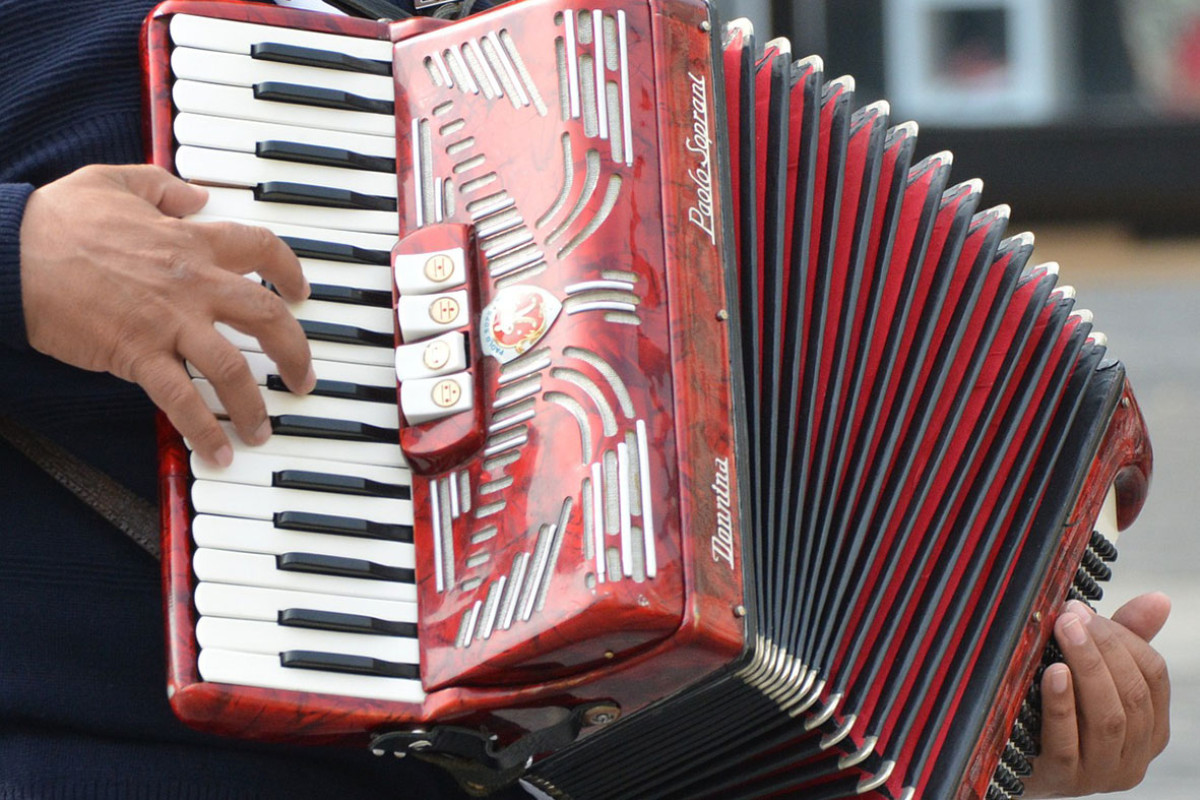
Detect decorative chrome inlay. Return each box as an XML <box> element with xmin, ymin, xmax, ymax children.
<box><xmin>637</xmin><ymin>419</ymin><xmax>656</xmax><ymax>577</ymax></box>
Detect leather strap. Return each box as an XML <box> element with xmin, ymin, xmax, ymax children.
<box><xmin>0</xmin><ymin>415</ymin><xmax>160</xmax><ymax>560</ymax></box>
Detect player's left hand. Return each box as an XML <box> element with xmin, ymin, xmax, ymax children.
<box><xmin>1023</xmin><ymin>592</ymin><xmax>1171</xmax><ymax>797</ymax></box>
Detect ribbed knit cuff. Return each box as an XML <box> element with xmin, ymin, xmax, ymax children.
<box><xmin>0</xmin><ymin>182</ymin><xmax>36</xmax><ymax>351</ymax></box>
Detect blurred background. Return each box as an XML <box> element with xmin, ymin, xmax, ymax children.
<box><xmin>711</xmin><ymin>0</ymin><xmax>1200</xmax><ymax>796</ymax></box>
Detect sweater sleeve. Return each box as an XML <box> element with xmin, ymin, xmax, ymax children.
<box><xmin>0</xmin><ymin>182</ymin><xmax>35</xmax><ymax>352</ymax></box>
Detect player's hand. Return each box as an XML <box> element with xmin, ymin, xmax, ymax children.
<box><xmin>1023</xmin><ymin>592</ymin><xmax>1171</xmax><ymax>797</ymax></box>
<box><xmin>19</xmin><ymin>164</ymin><xmax>315</xmax><ymax>466</ymax></box>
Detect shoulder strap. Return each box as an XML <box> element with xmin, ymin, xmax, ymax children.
<box><xmin>0</xmin><ymin>415</ymin><xmax>160</xmax><ymax>559</ymax></box>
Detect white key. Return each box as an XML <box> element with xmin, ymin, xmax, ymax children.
<box><xmin>216</xmin><ymin>323</ymin><xmax>394</xmax><ymax>368</ymax></box>
<box><xmin>172</xmin><ymin>48</ymin><xmax>394</xmax><ymax>101</ymax></box>
<box><xmin>301</xmin><ymin>260</ymin><xmax>395</xmax><ymax>293</ymax></box>
<box><xmin>198</xmin><ymin>648</ymin><xmax>425</xmax><ymax>703</ymax></box>
<box><xmin>401</xmin><ymin>372</ymin><xmax>474</xmax><ymax>425</ymax></box>
<box><xmin>291</xmin><ymin>298</ymin><xmax>395</xmax><ymax>334</ymax></box>
<box><xmin>193</xmin><ymin>548</ymin><xmax>415</xmax><ymax>602</ymax></box>
<box><xmin>169</xmin><ymin>14</ymin><xmax>394</xmax><ymax>63</ymax></box>
<box><xmin>395</xmin><ymin>332</ymin><xmax>469</xmax><ymax>381</ymax></box>
<box><xmin>397</xmin><ymin>290</ymin><xmax>470</xmax><ymax>342</ymax></box>
<box><xmin>189</xmin><ymin>351</ymin><xmax>395</xmax><ymax>391</ymax></box>
<box><xmin>198</xmin><ymin>617</ymin><xmax>417</xmax><ymax>663</ymax></box>
<box><xmin>192</xmin><ymin>515</ymin><xmax>414</xmax><ymax>566</ymax></box>
<box><xmin>189</xmin><ymin>214</ymin><xmax>397</xmax><ymax>253</ymax></box>
<box><xmin>217</xmin><ymin>420</ymin><xmax>405</xmax><ymax>467</ymax></box>
<box><xmin>191</xmin><ymin>482</ymin><xmax>412</xmax><ymax>527</ymax></box>
<box><xmin>175</xmin><ymin>146</ymin><xmax>398</xmax><ymax>197</ymax></box>
<box><xmin>195</xmin><ymin>185</ymin><xmax>397</xmax><ymax>234</ymax></box>
<box><xmin>174</xmin><ymin>113</ymin><xmax>395</xmax><ymax>159</ymax></box>
<box><xmin>174</xmin><ymin>80</ymin><xmax>395</xmax><ymax>137</ymax></box>
<box><xmin>194</xmin><ymin>582</ymin><xmax>417</xmax><ymax>625</ymax></box>
<box><xmin>394</xmin><ymin>247</ymin><xmax>467</xmax><ymax>293</ymax></box>
<box><xmin>190</xmin><ymin>449</ymin><xmax>409</xmax><ymax>492</ymax></box>
<box><xmin>191</xmin><ymin>378</ymin><xmax>399</xmax><ymax>430</ymax></box>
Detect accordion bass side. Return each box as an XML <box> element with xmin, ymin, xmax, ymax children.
<box><xmin>144</xmin><ymin>1</ymin><xmax>1153</xmax><ymax>798</ymax></box>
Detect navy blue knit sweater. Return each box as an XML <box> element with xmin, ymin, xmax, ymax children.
<box><xmin>0</xmin><ymin>1</ymin><xmax>519</xmax><ymax>797</ymax></box>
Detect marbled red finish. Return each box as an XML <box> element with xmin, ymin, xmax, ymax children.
<box><xmin>150</xmin><ymin>0</ymin><xmax>745</xmax><ymax>743</ymax></box>
<box><xmin>956</xmin><ymin>377</ymin><xmax>1153</xmax><ymax>800</ymax></box>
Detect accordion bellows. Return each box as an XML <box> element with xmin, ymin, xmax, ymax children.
<box><xmin>144</xmin><ymin>1</ymin><xmax>1152</xmax><ymax>799</ymax></box>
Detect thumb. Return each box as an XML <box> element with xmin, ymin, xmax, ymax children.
<box><xmin>111</xmin><ymin>164</ymin><xmax>208</xmax><ymax>217</ymax></box>
<box><xmin>1111</xmin><ymin>591</ymin><xmax>1171</xmax><ymax>642</ymax></box>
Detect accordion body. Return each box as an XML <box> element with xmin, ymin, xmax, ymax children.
<box><xmin>145</xmin><ymin>1</ymin><xmax>1153</xmax><ymax>798</ymax></box>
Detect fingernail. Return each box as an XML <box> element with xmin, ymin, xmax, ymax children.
<box><xmin>1047</xmin><ymin>665</ymin><xmax>1070</xmax><ymax>694</ymax></box>
<box><xmin>302</xmin><ymin>365</ymin><xmax>317</xmax><ymax>393</ymax></box>
<box><xmin>1061</xmin><ymin>613</ymin><xmax>1088</xmax><ymax>646</ymax></box>
<box><xmin>1066</xmin><ymin>599</ymin><xmax>1094</xmax><ymax>617</ymax></box>
<box><xmin>253</xmin><ymin>418</ymin><xmax>273</xmax><ymax>445</ymax></box>
<box><xmin>213</xmin><ymin>445</ymin><xmax>233</xmax><ymax>468</ymax></box>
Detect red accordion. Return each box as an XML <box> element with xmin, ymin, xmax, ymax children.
<box><xmin>145</xmin><ymin>1</ymin><xmax>1153</xmax><ymax>798</ymax></box>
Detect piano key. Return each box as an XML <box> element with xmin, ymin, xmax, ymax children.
<box><xmin>276</xmin><ymin>551</ymin><xmax>413</xmax><ymax>583</ymax></box>
<box><xmin>197</xmin><ymin>185</ymin><xmax>398</xmax><ymax>234</ymax></box>
<box><xmin>400</xmin><ymin>372</ymin><xmax>474</xmax><ymax>425</ymax></box>
<box><xmin>175</xmin><ymin>146</ymin><xmax>397</xmax><ymax>197</ymax></box>
<box><xmin>191</xmin><ymin>481</ymin><xmax>410</xmax><ymax>527</ymax></box>
<box><xmin>257</xmin><ymin>140</ymin><xmax>395</xmax><ymax>174</ymax></box>
<box><xmin>280</xmin><ymin>649</ymin><xmax>418</xmax><ymax>680</ymax></box>
<box><xmin>196</xmin><ymin>618</ymin><xmax>417</xmax><ymax>666</ymax></box>
<box><xmin>300</xmin><ymin>320</ymin><xmax>394</xmax><ymax>348</ymax></box>
<box><xmin>189</xmin><ymin>350</ymin><xmax>395</xmax><ymax>395</ymax></box>
<box><xmin>216</xmin><ymin>420</ymin><xmax>405</xmax><ymax>467</ymax></box>
<box><xmin>273</xmin><ymin>510</ymin><xmax>412</xmax><ymax>542</ymax></box>
<box><xmin>194</xmin><ymin>548</ymin><xmax>414</xmax><ymax>601</ymax></box>
<box><xmin>190</xmin><ymin>377</ymin><xmax>399</xmax><ymax>430</ymax></box>
<box><xmin>174</xmin><ymin>80</ymin><xmax>395</xmax><ymax>136</ymax></box>
<box><xmin>307</xmin><ymin>282</ymin><xmax>393</xmax><ymax>307</ymax></box>
<box><xmin>292</xmin><ymin>297</ymin><xmax>394</xmax><ymax>334</ymax></box>
<box><xmin>395</xmin><ymin>331</ymin><xmax>469</xmax><ymax>381</ymax></box>
<box><xmin>192</xmin><ymin>514</ymin><xmax>414</xmax><ymax>564</ymax></box>
<box><xmin>251</xmin><ymin>41</ymin><xmax>392</xmax><ymax>77</ymax></box>
<box><xmin>169</xmin><ymin>14</ymin><xmax>394</xmax><ymax>63</ymax></box>
<box><xmin>254</xmin><ymin>81</ymin><xmax>394</xmax><ymax>116</ymax></box>
<box><xmin>254</xmin><ymin>180</ymin><xmax>396</xmax><ymax>212</ymax></box>
<box><xmin>217</xmin><ymin>320</ymin><xmax>392</xmax><ymax>367</ymax></box>
<box><xmin>171</xmin><ymin>47</ymin><xmax>394</xmax><ymax>101</ymax></box>
<box><xmin>190</xmin><ymin>449</ymin><xmax>410</xmax><ymax>495</ymax></box>
<box><xmin>197</xmin><ymin>648</ymin><xmax>425</xmax><ymax>702</ymax></box>
<box><xmin>270</xmin><ymin>414</ymin><xmax>398</xmax><ymax>444</ymax></box>
<box><xmin>301</xmin><ymin>261</ymin><xmax>394</xmax><ymax>294</ymax></box>
<box><xmin>194</xmin><ymin>582</ymin><xmax>417</xmax><ymax>626</ymax></box>
<box><xmin>188</xmin><ymin>214</ymin><xmax>398</xmax><ymax>254</ymax></box>
<box><xmin>397</xmin><ymin>290</ymin><xmax>470</xmax><ymax>342</ymax></box>
<box><xmin>277</xmin><ymin>608</ymin><xmax>416</xmax><ymax>637</ymax></box>
<box><xmin>174</xmin><ymin>113</ymin><xmax>394</xmax><ymax>162</ymax></box>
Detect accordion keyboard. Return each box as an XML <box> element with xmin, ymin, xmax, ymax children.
<box><xmin>166</xmin><ymin>14</ymin><xmax>430</xmax><ymax>703</ymax></box>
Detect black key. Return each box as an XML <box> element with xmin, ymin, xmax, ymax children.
<box><xmin>250</xmin><ymin>42</ymin><xmax>393</xmax><ymax>77</ymax></box>
<box><xmin>279</xmin><ymin>235</ymin><xmax>391</xmax><ymax>265</ymax></box>
<box><xmin>300</xmin><ymin>319</ymin><xmax>394</xmax><ymax>348</ymax></box>
<box><xmin>276</xmin><ymin>552</ymin><xmax>414</xmax><ymax>583</ymax></box>
<box><xmin>281</xmin><ymin>649</ymin><xmax>419</xmax><ymax>679</ymax></box>
<box><xmin>324</xmin><ymin>0</ymin><xmax>412</xmax><ymax>21</ymax></box>
<box><xmin>254</xmin><ymin>81</ymin><xmax>395</xmax><ymax>115</ymax></box>
<box><xmin>307</xmin><ymin>282</ymin><xmax>393</xmax><ymax>307</ymax></box>
<box><xmin>279</xmin><ymin>608</ymin><xmax>417</xmax><ymax>637</ymax></box>
<box><xmin>266</xmin><ymin>374</ymin><xmax>395</xmax><ymax>404</ymax></box>
<box><xmin>272</xmin><ymin>468</ymin><xmax>410</xmax><ymax>499</ymax></box>
<box><xmin>254</xmin><ymin>181</ymin><xmax>397</xmax><ymax>212</ymax></box>
<box><xmin>270</xmin><ymin>413</ymin><xmax>398</xmax><ymax>443</ymax></box>
<box><xmin>257</xmin><ymin>140</ymin><xmax>396</xmax><ymax>174</ymax></box>
<box><xmin>274</xmin><ymin>509</ymin><xmax>413</xmax><ymax>542</ymax></box>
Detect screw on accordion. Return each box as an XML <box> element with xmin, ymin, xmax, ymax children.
<box><xmin>144</xmin><ymin>0</ymin><xmax>1153</xmax><ymax>798</ymax></box>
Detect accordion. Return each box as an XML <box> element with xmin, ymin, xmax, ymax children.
<box><xmin>145</xmin><ymin>1</ymin><xmax>1153</xmax><ymax>798</ymax></box>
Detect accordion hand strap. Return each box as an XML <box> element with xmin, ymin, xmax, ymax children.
<box><xmin>0</xmin><ymin>415</ymin><xmax>160</xmax><ymax>560</ymax></box>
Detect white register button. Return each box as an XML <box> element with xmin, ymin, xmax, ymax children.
<box><xmin>400</xmin><ymin>372</ymin><xmax>473</xmax><ymax>425</ymax></box>
<box><xmin>394</xmin><ymin>247</ymin><xmax>466</xmax><ymax>294</ymax></box>
<box><xmin>395</xmin><ymin>332</ymin><xmax>468</xmax><ymax>381</ymax></box>
<box><xmin>397</xmin><ymin>290</ymin><xmax>469</xmax><ymax>342</ymax></box>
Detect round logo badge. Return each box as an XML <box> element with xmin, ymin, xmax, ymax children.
<box><xmin>480</xmin><ymin>286</ymin><xmax>562</xmax><ymax>364</ymax></box>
